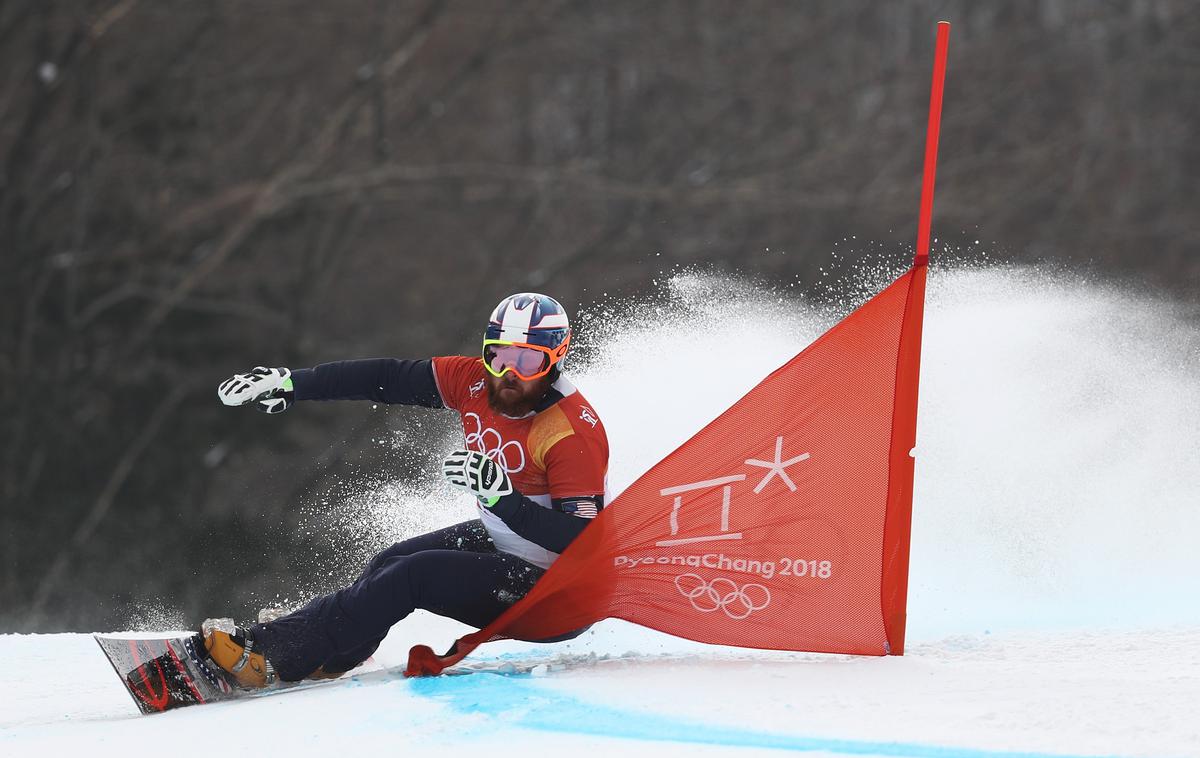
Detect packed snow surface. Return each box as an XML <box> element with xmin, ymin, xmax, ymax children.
<box><xmin>3</xmin><ymin>266</ymin><xmax>1198</xmax><ymax>757</ymax></box>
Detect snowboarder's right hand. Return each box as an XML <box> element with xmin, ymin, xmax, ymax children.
<box><xmin>441</xmin><ymin>449</ymin><xmax>513</xmax><ymax>507</ymax></box>
<box><xmin>217</xmin><ymin>367</ymin><xmax>294</xmax><ymax>414</ymax></box>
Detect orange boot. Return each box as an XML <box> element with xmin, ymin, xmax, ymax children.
<box><xmin>199</xmin><ymin>618</ymin><xmax>276</xmax><ymax>689</ymax></box>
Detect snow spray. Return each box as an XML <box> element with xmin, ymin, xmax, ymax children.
<box><xmin>570</xmin><ymin>264</ymin><xmax>1200</xmax><ymax>639</ymax></box>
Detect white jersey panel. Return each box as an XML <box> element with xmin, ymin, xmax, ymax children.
<box><xmin>476</xmin><ymin>493</ymin><xmax>560</xmax><ymax>570</ymax></box>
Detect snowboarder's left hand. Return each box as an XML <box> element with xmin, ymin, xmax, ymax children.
<box><xmin>441</xmin><ymin>449</ymin><xmax>513</xmax><ymax>507</ymax></box>
<box><xmin>217</xmin><ymin>366</ymin><xmax>294</xmax><ymax>414</ymax></box>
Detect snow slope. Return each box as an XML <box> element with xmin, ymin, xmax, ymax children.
<box><xmin>3</xmin><ymin>266</ymin><xmax>1198</xmax><ymax>757</ymax></box>
<box><xmin>3</xmin><ymin>622</ymin><xmax>1198</xmax><ymax>757</ymax></box>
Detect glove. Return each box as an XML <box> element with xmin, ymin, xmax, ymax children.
<box><xmin>441</xmin><ymin>449</ymin><xmax>513</xmax><ymax>507</ymax></box>
<box><xmin>217</xmin><ymin>366</ymin><xmax>294</xmax><ymax>414</ymax></box>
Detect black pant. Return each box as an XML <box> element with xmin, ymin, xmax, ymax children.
<box><xmin>251</xmin><ymin>520</ymin><xmax>561</xmax><ymax>681</ymax></box>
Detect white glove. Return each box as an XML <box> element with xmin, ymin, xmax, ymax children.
<box><xmin>217</xmin><ymin>367</ymin><xmax>293</xmax><ymax>414</ymax></box>
<box><xmin>441</xmin><ymin>449</ymin><xmax>513</xmax><ymax>507</ymax></box>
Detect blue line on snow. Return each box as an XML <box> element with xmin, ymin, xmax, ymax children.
<box><xmin>408</xmin><ymin>674</ymin><xmax>1134</xmax><ymax>758</ymax></box>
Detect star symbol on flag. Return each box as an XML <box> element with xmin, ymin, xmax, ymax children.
<box><xmin>745</xmin><ymin>436</ymin><xmax>810</xmax><ymax>494</ymax></box>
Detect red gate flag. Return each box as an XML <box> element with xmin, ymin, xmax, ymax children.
<box><xmin>406</xmin><ymin>21</ymin><xmax>948</xmax><ymax>675</ymax></box>
<box><xmin>407</xmin><ymin>260</ymin><xmax>928</xmax><ymax>675</ymax></box>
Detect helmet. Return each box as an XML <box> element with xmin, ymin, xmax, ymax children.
<box><xmin>482</xmin><ymin>293</ymin><xmax>571</xmax><ymax>381</ymax></box>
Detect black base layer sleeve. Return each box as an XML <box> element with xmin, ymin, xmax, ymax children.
<box><xmin>290</xmin><ymin>358</ymin><xmax>443</xmax><ymax>407</ymax></box>
<box><xmin>487</xmin><ymin>489</ymin><xmax>595</xmax><ymax>554</ymax></box>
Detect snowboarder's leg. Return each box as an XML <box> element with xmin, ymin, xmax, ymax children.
<box><xmin>199</xmin><ymin>521</ymin><xmax>498</xmax><ymax>686</ymax></box>
<box><xmin>250</xmin><ymin>548</ymin><xmax>544</xmax><ymax>681</ymax></box>
<box><xmin>271</xmin><ymin>520</ymin><xmax>499</xmax><ymax>674</ymax></box>
<box><xmin>256</xmin><ymin>520</ymin><xmax>495</xmax><ymax>626</ymax></box>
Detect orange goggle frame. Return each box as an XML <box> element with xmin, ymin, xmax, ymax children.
<box><xmin>482</xmin><ymin>336</ymin><xmax>570</xmax><ymax>381</ymax></box>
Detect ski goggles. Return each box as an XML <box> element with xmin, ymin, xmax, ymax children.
<box><xmin>482</xmin><ymin>337</ymin><xmax>570</xmax><ymax>381</ymax></box>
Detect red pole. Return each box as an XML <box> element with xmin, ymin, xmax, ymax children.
<box><xmin>882</xmin><ymin>21</ymin><xmax>951</xmax><ymax>656</ymax></box>
<box><xmin>914</xmin><ymin>22</ymin><xmax>951</xmax><ymax>266</ymax></box>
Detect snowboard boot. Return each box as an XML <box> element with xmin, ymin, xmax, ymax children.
<box><xmin>197</xmin><ymin>618</ymin><xmax>276</xmax><ymax>689</ymax></box>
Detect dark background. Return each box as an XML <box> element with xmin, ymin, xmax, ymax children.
<box><xmin>2</xmin><ymin>0</ymin><xmax>1196</xmax><ymax>632</ymax></box>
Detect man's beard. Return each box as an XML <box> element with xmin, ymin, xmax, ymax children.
<box><xmin>486</xmin><ymin>375</ymin><xmax>548</xmax><ymax>417</ymax></box>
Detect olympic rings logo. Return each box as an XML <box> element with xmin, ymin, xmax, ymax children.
<box><xmin>674</xmin><ymin>573</ymin><xmax>772</xmax><ymax>620</ymax></box>
<box><xmin>463</xmin><ymin>412</ymin><xmax>526</xmax><ymax>474</ymax></box>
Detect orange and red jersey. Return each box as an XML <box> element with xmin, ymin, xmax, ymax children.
<box><xmin>432</xmin><ymin>355</ymin><xmax>609</xmax><ymax>567</ymax></box>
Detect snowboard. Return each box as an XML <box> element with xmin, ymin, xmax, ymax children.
<box><xmin>95</xmin><ymin>633</ymin><xmax>558</xmax><ymax>715</ymax></box>
<box><xmin>90</xmin><ymin>633</ymin><xmax>321</xmax><ymax>714</ymax></box>
<box><xmin>94</xmin><ymin>633</ymin><xmax>350</xmax><ymax>714</ymax></box>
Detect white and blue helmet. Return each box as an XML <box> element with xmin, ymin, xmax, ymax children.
<box><xmin>482</xmin><ymin>293</ymin><xmax>572</xmax><ymax>380</ymax></box>
<box><xmin>485</xmin><ymin>293</ymin><xmax>571</xmax><ymax>351</ymax></box>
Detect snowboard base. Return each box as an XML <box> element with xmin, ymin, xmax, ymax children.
<box><xmin>95</xmin><ymin>634</ymin><xmax>239</xmax><ymax>714</ymax></box>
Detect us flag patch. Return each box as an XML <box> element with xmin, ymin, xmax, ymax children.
<box><xmin>557</xmin><ymin>497</ymin><xmax>602</xmax><ymax>519</ymax></box>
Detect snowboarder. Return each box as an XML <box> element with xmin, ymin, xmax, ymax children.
<box><xmin>200</xmin><ymin>292</ymin><xmax>608</xmax><ymax>687</ymax></box>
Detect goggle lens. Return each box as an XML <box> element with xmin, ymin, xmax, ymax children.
<box><xmin>484</xmin><ymin>343</ymin><xmax>551</xmax><ymax>380</ymax></box>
